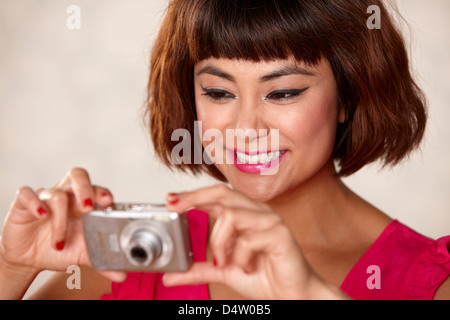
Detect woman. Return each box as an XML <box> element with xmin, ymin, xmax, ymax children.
<box><xmin>1</xmin><ymin>0</ymin><xmax>449</xmax><ymax>300</ymax></box>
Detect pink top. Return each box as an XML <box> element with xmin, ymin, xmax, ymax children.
<box><xmin>102</xmin><ymin>209</ymin><xmax>450</xmax><ymax>300</ymax></box>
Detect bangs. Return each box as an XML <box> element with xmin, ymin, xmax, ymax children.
<box><xmin>184</xmin><ymin>0</ymin><xmax>329</xmax><ymax>65</ymax></box>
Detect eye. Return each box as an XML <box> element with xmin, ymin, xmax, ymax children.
<box><xmin>201</xmin><ymin>87</ymin><xmax>236</xmax><ymax>101</ymax></box>
<box><xmin>264</xmin><ymin>88</ymin><xmax>309</xmax><ymax>101</ymax></box>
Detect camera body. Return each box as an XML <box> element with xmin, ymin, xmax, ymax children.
<box><xmin>82</xmin><ymin>203</ymin><xmax>193</xmax><ymax>272</ymax></box>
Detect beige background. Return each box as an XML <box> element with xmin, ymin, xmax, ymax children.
<box><xmin>0</xmin><ymin>1</ymin><xmax>449</xmax><ymax>297</ymax></box>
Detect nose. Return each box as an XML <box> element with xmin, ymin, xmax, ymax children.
<box><xmin>232</xmin><ymin>96</ymin><xmax>270</xmax><ymax>150</ymax></box>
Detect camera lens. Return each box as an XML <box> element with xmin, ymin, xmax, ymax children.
<box><xmin>126</xmin><ymin>229</ymin><xmax>162</xmax><ymax>267</ymax></box>
<box><xmin>130</xmin><ymin>246</ymin><xmax>148</xmax><ymax>263</ymax></box>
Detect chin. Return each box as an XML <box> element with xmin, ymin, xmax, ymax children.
<box><xmin>228</xmin><ymin>176</ymin><xmax>284</xmax><ymax>202</ymax></box>
<box><xmin>238</xmin><ymin>188</ymin><xmax>278</xmax><ymax>202</ymax></box>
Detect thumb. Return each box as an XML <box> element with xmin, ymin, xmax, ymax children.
<box><xmin>99</xmin><ymin>270</ymin><xmax>128</xmax><ymax>283</ymax></box>
<box><xmin>162</xmin><ymin>262</ymin><xmax>223</xmax><ymax>287</ymax></box>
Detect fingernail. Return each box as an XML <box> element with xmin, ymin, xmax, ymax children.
<box><xmin>167</xmin><ymin>193</ymin><xmax>179</xmax><ymax>205</ymax></box>
<box><xmin>101</xmin><ymin>191</ymin><xmax>111</xmax><ymax>197</ymax></box>
<box><xmin>213</xmin><ymin>257</ymin><xmax>218</xmax><ymax>266</ymax></box>
<box><xmin>84</xmin><ymin>198</ymin><xmax>93</xmax><ymax>208</ymax></box>
<box><xmin>55</xmin><ymin>241</ymin><xmax>65</xmax><ymax>251</ymax></box>
<box><xmin>37</xmin><ymin>207</ymin><xmax>47</xmax><ymax>216</ymax></box>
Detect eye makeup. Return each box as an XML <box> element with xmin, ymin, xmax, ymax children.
<box><xmin>200</xmin><ymin>86</ymin><xmax>237</xmax><ymax>101</ymax></box>
<box><xmin>200</xmin><ymin>85</ymin><xmax>309</xmax><ymax>102</ymax></box>
<box><xmin>263</xmin><ymin>88</ymin><xmax>309</xmax><ymax>101</ymax></box>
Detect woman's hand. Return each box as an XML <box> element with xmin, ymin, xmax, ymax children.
<box><xmin>163</xmin><ymin>184</ymin><xmax>346</xmax><ymax>300</ymax></box>
<box><xmin>0</xmin><ymin>168</ymin><xmax>125</xmax><ymax>283</ymax></box>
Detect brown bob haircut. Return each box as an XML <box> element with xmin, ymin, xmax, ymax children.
<box><xmin>146</xmin><ymin>0</ymin><xmax>427</xmax><ymax>181</ymax></box>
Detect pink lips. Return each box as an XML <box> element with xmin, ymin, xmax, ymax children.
<box><xmin>232</xmin><ymin>150</ymin><xmax>289</xmax><ymax>174</ymax></box>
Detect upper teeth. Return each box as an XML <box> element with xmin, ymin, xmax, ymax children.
<box><xmin>236</xmin><ymin>151</ymin><xmax>284</xmax><ymax>164</ymax></box>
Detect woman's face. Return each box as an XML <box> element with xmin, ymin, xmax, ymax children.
<box><xmin>194</xmin><ymin>57</ymin><xmax>341</xmax><ymax>201</ymax></box>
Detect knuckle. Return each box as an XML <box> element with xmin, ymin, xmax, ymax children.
<box><xmin>269</xmin><ymin>213</ymin><xmax>283</xmax><ymax>224</ymax></box>
<box><xmin>256</xmin><ymin>212</ymin><xmax>281</xmax><ymax>229</ymax></box>
<box><xmin>222</xmin><ymin>207</ymin><xmax>237</xmax><ymax>220</ymax></box>
<box><xmin>68</xmin><ymin>167</ymin><xmax>88</xmax><ymax>179</ymax></box>
<box><xmin>273</xmin><ymin>222</ymin><xmax>291</xmax><ymax>239</ymax></box>
<box><xmin>214</xmin><ymin>183</ymin><xmax>229</xmax><ymax>193</ymax></box>
<box><xmin>206</xmin><ymin>203</ymin><xmax>222</xmax><ymax>217</ymax></box>
<box><xmin>191</xmin><ymin>270</ymin><xmax>203</xmax><ymax>283</ymax></box>
<box><xmin>237</xmin><ymin>235</ymin><xmax>252</xmax><ymax>249</ymax></box>
<box><xmin>16</xmin><ymin>186</ymin><xmax>33</xmax><ymax>197</ymax></box>
<box><xmin>49</xmin><ymin>189</ymin><xmax>68</xmax><ymax>206</ymax></box>
<box><xmin>211</xmin><ymin>184</ymin><xmax>231</xmax><ymax>204</ymax></box>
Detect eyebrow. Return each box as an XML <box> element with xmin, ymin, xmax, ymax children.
<box><xmin>259</xmin><ymin>65</ymin><xmax>315</xmax><ymax>81</ymax></box>
<box><xmin>196</xmin><ymin>64</ymin><xmax>315</xmax><ymax>82</ymax></box>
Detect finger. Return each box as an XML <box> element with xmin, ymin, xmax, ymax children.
<box><xmin>209</xmin><ymin>212</ymin><xmax>234</xmax><ymax>267</ymax></box>
<box><xmin>166</xmin><ymin>184</ymin><xmax>269</xmax><ymax>215</ymax></box>
<box><xmin>232</xmin><ymin>223</ymin><xmax>299</xmax><ymax>269</ymax></box>
<box><xmin>10</xmin><ymin>186</ymin><xmax>49</xmax><ymax>222</ymax></box>
<box><xmin>93</xmin><ymin>186</ymin><xmax>114</xmax><ymax>207</ymax></box>
<box><xmin>98</xmin><ymin>271</ymin><xmax>128</xmax><ymax>283</ymax></box>
<box><xmin>162</xmin><ymin>262</ymin><xmax>225</xmax><ymax>287</ymax></box>
<box><xmin>38</xmin><ymin>189</ymin><xmax>69</xmax><ymax>250</ymax></box>
<box><xmin>232</xmin><ymin>232</ymin><xmax>268</xmax><ymax>273</ymax></box>
<box><xmin>210</xmin><ymin>208</ymin><xmax>282</xmax><ymax>266</ymax></box>
<box><xmin>56</xmin><ymin>168</ymin><xmax>95</xmax><ymax>213</ymax></box>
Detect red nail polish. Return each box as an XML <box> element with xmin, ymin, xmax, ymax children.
<box><xmin>37</xmin><ymin>207</ymin><xmax>47</xmax><ymax>216</ymax></box>
<box><xmin>55</xmin><ymin>241</ymin><xmax>65</xmax><ymax>251</ymax></box>
<box><xmin>101</xmin><ymin>191</ymin><xmax>111</xmax><ymax>197</ymax></box>
<box><xmin>213</xmin><ymin>257</ymin><xmax>218</xmax><ymax>266</ymax></box>
<box><xmin>167</xmin><ymin>193</ymin><xmax>179</xmax><ymax>205</ymax></box>
<box><xmin>84</xmin><ymin>198</ymin><xmax>93</xmax><ymax>208</ymax></box>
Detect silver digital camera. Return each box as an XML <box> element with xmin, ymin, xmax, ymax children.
<box><xmin>82</xmin><ymin>203</ymin><xmax>193</xmax><ymax>272</ymax></box>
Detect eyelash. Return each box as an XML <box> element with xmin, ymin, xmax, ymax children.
<box><xmin>200</xmin><ymin>87</ymin><xmax>309</xmax><ymax>102</ymax></box>
<box><xmin>263</xmin><ymin>88</ymin><xmax>309</xmax><ymax>101</ymax></box>
<box><xmin>201</xmin><ymin>88</ymin><xmax>235</xmax><ymax>101</ymax></box>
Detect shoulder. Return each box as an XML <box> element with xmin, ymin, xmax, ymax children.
<box><xmin>434</xmin><ymin>277</ymin><xmax>450</xmax><ymax>300</ymax></box>
<box><xmin>342</xmin><ymin>221</ymin><xmax>450</xmax><ymax>300</ymax></box>
<box><xmin>405</xmin><ymin>231</ymin><xmax>450</xmax><ymax>300</ymax></box>
<box><xmin>26</xmin><ymin>266</ymin><xmax>112</xmax><ymax>300</ymax></box>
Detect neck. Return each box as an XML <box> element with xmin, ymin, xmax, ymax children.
<box><xmin>266</xmin><ymin>160</ymin><xmax>354</xmax><ymax>248</ymax></box>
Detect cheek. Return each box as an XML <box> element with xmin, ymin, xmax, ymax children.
<box><xmin>195</xmin><ymin>99</ymin><xmax>230</xmax><ymax>130</ymax></box>
<box><xmin>195</xmin><ymin>101</ymin><xmax>230</xmax><ymax>158</ymax></box>
<box><xmin>282</xmin><ymin>95</ymin><xmax>338</xmax><ymax>154</ymax></box>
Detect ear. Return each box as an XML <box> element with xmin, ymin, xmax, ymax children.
<box><xmin>337</xmin><ymin>104</ymin><xmax>346</xmax><ymax>123</ymax></box>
